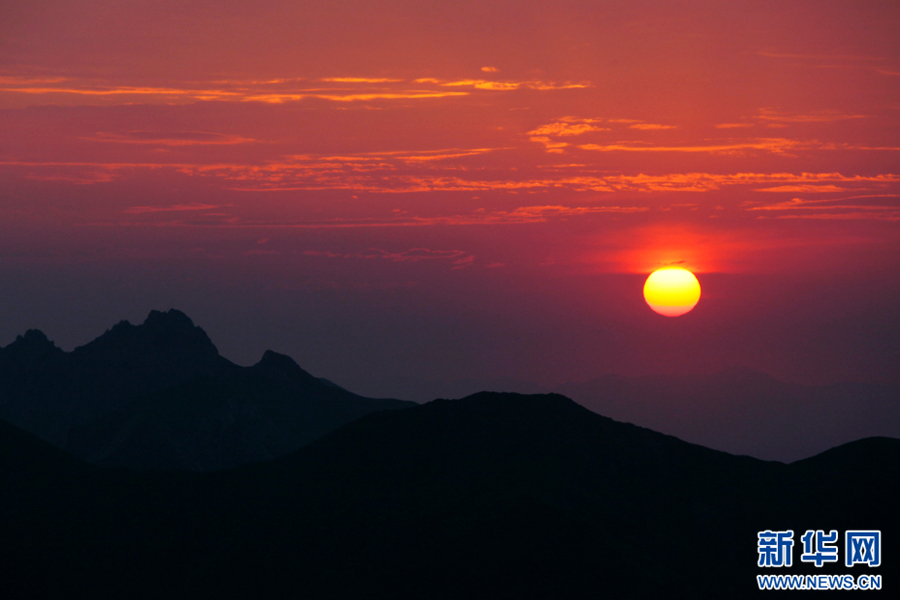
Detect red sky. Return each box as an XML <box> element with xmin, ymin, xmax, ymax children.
<box><xmin>1</xmin><ymin>0</ymin><xmax>898</xmax><ymax>393</ymax></box>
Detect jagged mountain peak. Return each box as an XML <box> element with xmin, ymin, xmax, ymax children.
<box><xmin>16</xmin><ymin>329</ymin><xmax>57</xmax><ymax>349</ymax></box>
<box><xmin>254</xmin><ymin>350</ymin><xmax>317</xmax><ymax>379</ymax></box>
<box><xmin>259</xmin><ymin>349</ymin><xmax>300</xmax><ymax>367</ymax></box>
<box><xmin>80</xmin><ymin>308</ymin><xmax>220</xmax><ymax>359</ymax></box>
<box><xmin>0</xmin><ymin>329</ymin><xmax>62</xmax><ymax>363</ymax></box>
<box><xmin>142</xmin><ymin>308</ymin><xmax>196</xmax><ymax>330</ymax></box>
<box><xmin>137</xmin><ymin>309</ymin><xmax>213</xmax><ymax>349</ymax></box>
<box><xmin>0</xmin><ymin>310</ymin><xmax>416</xmax><ymax>469</ymax></box>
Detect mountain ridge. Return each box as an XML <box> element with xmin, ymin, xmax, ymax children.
<box><xmin>341</xmin><ymin>369</ymin><xmax>899</xmax><ymax>462</ymax></box>
<box><xmin>0</xmin><ymin>309</ymin><xmax>414</xmax><ymax>470</ymax></box>
<box><xmin>556</xmin><ymin>371</ymin><xmax>900</xmax><ymax>461</ymax></box>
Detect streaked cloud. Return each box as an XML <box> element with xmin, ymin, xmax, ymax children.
<box><xmin>528</xmin><ymin>121</ymin><xmax>609</xmax><ymax>137</ymax></box>
<box><xmin>578</xmin><ymin>138</ymin><xmax>807</xmax><ymax>154</ymax></box>
<box><xmin>713</xmin><ymin>108</ymin><xmax>870</xmax><ymax>131</ymax></box>
<box><xmin>762</xmin><ymin>212</ymin><xmax>900</xmax><ymax>220</ymax></box>
<box><xmin>619</xmin><ymin>172</ymin><xmax>898</xmax><ymax>189</ymax></box>
<box><xmin>527</xmin><ymin>117</ymin><xmax>687</xmax><ymax>153</ymax></box>
<box><xmin>414</xmin><ymin>78</ymin><xmax>589</xmax><ymax>91</ymax></box>
<box><xmin>756</xmin><ymin>51</ymin><xmax>886</xmax><ymax>61</ymax></box>
<box><xmin>526</xmin><ymin>117</ymin><xmax>610</xmax><ymax>152</ymax></box>
<box><xmin>528</xmin><ymin>117</ymin><xmax>674</xmax><ymax>141</ymax></box>
<box><xmin>745</xmin><ymin>194</ymin><xmax>900</xmax><ymax>220</ymax></box>
<box><xmin>303</xmin><ymin>250</ymin><xmax>345</xmax><ymax>258</ymax></box>
<box><xmin>291</xmin><ymin>204</ymin><xmax>648</xmax><ymax>228</ymax></box>
<box><xmin>753</xmin><ymin>185</ymin><xmax>848</xmax><ymax>193</ymax></box>
<box><xmin>321</xmin><ymin>77</ymin><xmax>404</xmax><ymax>83</ymax></box>
<box><xmin>0</xmin><ymin>83</ymin><xmax>240</xmax><ymax>102</ymax></box>
<box><xmin>124</xmin><ymin>203</ymin><xmax>226</xmax><ymax>214</ymax></box>
<box><xmin>84</xmin><ymin>131</ymin><xmax>258</xmax><ymax>146</ymax></box>
<box><xmin>109</xmin><ymin>205</ymin><xmax>648</xmax><ymax>230</ymax></box>
<box><xmin>528</xmin><ymin>136</ymin><xmax>570</xmax><ymax>153</ymax></box>
<box><xmin>0</xmin><ymin>76</ymin><xmax>70</xmax><ymax>85</ymax></box>
<box><xmin>5</xmin><ymin>152</ymin><xmax>897</xmax><ymax>197</ymax></box>
<box><xmin>0</xmin><ymin>72</ymin><xmax>588</xmax><ymax>107</ymax></box>
<box><xmin>628</xmin><ymin>123</ymin><xmax>677</xmax><ymax>130</ymax></box>
<box><xmin>305</xmin><ymin>247</ymin><xmax>476</xmax><ymax>269</ymax></box>
<box><xmin>755</xmin><ymin>108</ymin><xmax>868</xmax><ymax>123</ymax></box>
<box><xmin>308</xmin><ymin>247</ymin><xmax>472</xmax><ymax>262</ymax></box>
<box><xmin>369</xmin><ymin>248</ymin><xmax>470</xmax><ymax>262</ymax></box>
<box><xmin>757</xmin><ymin>51</ymin><xmax>900</xmax><ymax>78</ymax></box>
<box><xmin>241</xmin><ymin>90</ymin><xmax>469</xmax><ymax>103</ymax></box>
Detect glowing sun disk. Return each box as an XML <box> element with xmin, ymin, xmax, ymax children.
<box><xmin>643</xmin><ymin>267</ymin><xmax>701</xmax><ymax>317</ymax></box>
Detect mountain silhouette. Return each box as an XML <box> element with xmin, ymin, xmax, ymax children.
<box><xmin>2</xmin><ymin>392</ymin><xmax>895</xmax><ymax>599</ymax></box>
<box><xmin>556</xmin><ymin>368</ymin><xmax>900</xmax><ymax>461</ymax></box>
<box><xmin>335</xmin><ymin>369</ymin><xmax>899</xmax><ymax>462</ymax></box>
<box><xmin>0</xmin><ymin>309</ymin><xmax>413</xmax><ymax>470</ymax></box>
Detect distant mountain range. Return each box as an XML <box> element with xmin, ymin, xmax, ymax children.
<box><xmin>2</xmin><ymin>392</ymin><xmax>896</xmax><ymax>598</ymax></box>
<box><xmin>2</xmin><ymin>309</ymin><xmax>897</xmax><ymax>469</ymax></box>
<box><xmin>0</xmin><ymin>309</ymin><xmax>413</xmax><ymax>470</ymax></box>
<box><xmin>1</xmin><ymin>305</ymin><xmax>895</xmax><ymax>596</ymax></box>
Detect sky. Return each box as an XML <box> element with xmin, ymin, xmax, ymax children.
<box><xmin>1</xmin><ymin>0</ymin><xmax>898</xmax><ymax>397</ymax></box>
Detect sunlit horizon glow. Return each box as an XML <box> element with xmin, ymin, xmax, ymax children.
<box><xmin>0</xmin><ymin>0</ymin><xmax>897</xmax><ymax>387</ymax></box>
<box><xmin>643</xmin><ymin>268</ymin><xmax>702</xmax><ymax>317</ymax></box>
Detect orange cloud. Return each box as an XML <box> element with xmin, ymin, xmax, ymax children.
<box><xmin>628</xmin><ymin>123</ymin><xmax>677</xmax><ymax>130</ymax></box>
<box><xmin>124</xmin><ymin>203</ymin><xmax>225</xmax><ymax>214</ymax></box>
<box><xmin>0</xmin><ymin>76</ymin><xmax>70</xmax><ymax>84</ymax></box>
<box><xmin>528</xmin><ymin>122</ymin><xmax>609</xmax><ymax>136</ymax></box>
<box><xmin>321</xmin><ymin>77</ymin><xmax>404</xmax><ymax>83</ymax></box>
<box><xmin>528</xmin><ymin>136</ymin><xmax>569</xmax><ymax>152</ymax></box>
<box><xmin>415</xmin><ymin>78</ymin><xmax>589</xmax><ymax>91</ymax></box>
<box><xmin>0</xmin><ymin>84</ymin><xmax>241</xmax><ymax>103</ymax></box>
<box><xmin>754</xmin><ymin>185</ymin><xmax>848</xmax><ymax>193</ymax></box>
<box><xmin>745</xmin><ymin>195</ymin><xmax>900</xmax><ymax>220</ymax></box>
<box><xmin>2</xmin><ymin>73</ymin><xmax>589</xmax><ymax>107</ymax></box>
<box><xmin>578</xmin><ymin>138</ymin><xmax>808</xmax><ymax>154</ymax></box>
<box><xmin>84</xmin><ymin>131</ymin><xmax>259</xmax><ymax>146</ymax></box>
<box><xmin>241</xmin><ymin>90</ymin><xmax>469</xmax><ymax>103</ymax></box>
<box><xmin>755</xmin><ymin>108</ymin><xmax>869</xmax><ymax>123</ymax></box>
<box><xmin>760</xmin><ymin>212</ymin><xmax>900</xmax><ymax>220</ymax></box>
<box><xmin>114</xmin><ymin>204</ymin><xmax>647</xmax><ymax>230</ymax></box>
<box><xmin>6</xmin><ymin>151</ymin><xmax>898</xmax><ymax>198</ymax></box>
<box><xmin>756</xmin><ymin>51</ymin><xmax>900</xmax><ymax>78</ymax></box>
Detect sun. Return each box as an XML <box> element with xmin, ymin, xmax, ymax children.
<box><xmin>643</xmin><ymin>267</ymin><xmax>701</xmax><ymax>317</ymax></box>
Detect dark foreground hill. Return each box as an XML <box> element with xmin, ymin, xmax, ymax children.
<box><xmin>0</xmin><ymin>309</ymin><xmax>413</xmax><ymax>470</ymax></box>
<box><xmin>2</xmin><ymin>392</ymin><xmax>895</xmax><ymax>599</ymax></box>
